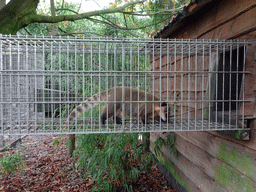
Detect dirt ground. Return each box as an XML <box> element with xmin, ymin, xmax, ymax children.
<box><xmin>0</xmin><ymin>135</ymin><xmax>179</xmax><ymax>192</ymax></box>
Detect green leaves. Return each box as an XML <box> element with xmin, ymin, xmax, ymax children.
<box><xmin>0</xmin><ymin>152</ymin><xmax>26</xmax><ymax>176</ymax></box>
<box><xmin>75</xmin><ymin>133</ymin><xmax>156</xmax><ymax>191</ymax></box>
<box><xmin>16</xmin><ymin>0</ymin><xmax>188</xmax><ymax>38</ymax></box>
<box><xmin>154</xmin><ymin>134</ymin><xmax>177</xmax><ymax>157</ymax></box>
<box><xmin>166</xmin><ymin>134</ymin><xmax>177</xmax><ymax>155</ymax></box>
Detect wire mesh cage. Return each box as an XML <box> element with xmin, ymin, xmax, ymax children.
<box><xmin>0</xmin><ymin>35</ymin><xmax>252</xmax><ymax>135</ymax></box>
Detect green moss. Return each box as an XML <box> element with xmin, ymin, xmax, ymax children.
<box><xmin>234</xmin><ymin>130</ymin><xmax>248</xmax><ymax>140</ymax></box>
<box><xmin>215</xmin><ymin>164</ymin><xmax>255</xmax><ymax>192</ymax></box>
<box><xmin>214</xmin><ymin>190</ymin><xmax>224</xmax><ymax>192</ymax></box>
<box><xmin>153</xmin><ymin>149</ymin><xmax>191</xmax><ymax>192</ymax></box>
<box><xmin>217</xmin><ymin>144</ymin><xmax>256</xmax><ymax>180</ymax></box>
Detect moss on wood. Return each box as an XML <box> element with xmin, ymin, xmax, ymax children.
<box><xmin>217</xmin><ymin>143</ymin><xmax>256</xmax><ymax>180</ymax></box>
<box><xmin>215</xmin><ymin>164</ymin><xmax>255</xmax><ymax>192</ymax></box>
<box><xmin>151</xmin><ymin>146</ymin><xmax>191</xmax><ymax>192</ymax></box>
<box><xmin>215</xmin><ymin>143</ymin><xmax>256</xmax><ymax>191</ymax></box>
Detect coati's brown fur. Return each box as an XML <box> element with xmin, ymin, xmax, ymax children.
<box><xmin>66</xmin><ymin>87</ymin><xmax>169</xmax><ymax>125</ymax></box>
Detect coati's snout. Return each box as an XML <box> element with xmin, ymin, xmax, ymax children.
<box><xmin>153</xmin><ymin>102</ymin><xmax>170</xmax><ymax>122</ymax></box>
<box><xmin>146</xmin><ymin>102</ymin><xmax>170</xmax><ymax>124</ymax></box>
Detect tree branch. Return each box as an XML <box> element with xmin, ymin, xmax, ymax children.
<box><xmin>49</xmin><ymin>0</ymin><xmax>58</xmax><ymax>36</ymax></box>
<box><xmin>30</xmin><ymin>0</ymin><xmax>145</xmax><ymax>24</ymax></box>
<box><xmin>56</xmin><ymin>8</ymin><xmax>79</xmax><ymax>15</ymax></box>
<box><xmin>86</xmin><ymin>17</ymin><xmax>124</xmax><ymax>30</ymax></box>
<box><xmin>123</xmin><ymin>14</ymin><xmax>128</xmax><ymax>28</ymax></box>
<box><xmin>0</xmin><ymin>0</ymin><xmax>6</xmax><ymax>10</ymax></box>
<box><xmin>0</xmin><ymin>0</ymin><xmax>39</xmax><ymax>34</ymax></box>
<box><xmin>24</xmin><ymin>27</ymin><xmax>32</xmax><ymax>35</ymax></box>
<box><xmin>86</xmin><ymin>17</ymin><xmax>138</xmax><ymax>37</ymax></box>
<box><xmin>58</xmin><ymin>27</ymin><xmax>75</xmax><ymax>37</ymax></box>
<box><xmin>60</xmin><ymin>31</ymin><xmax>104</xmax><ymax>37</ymax></box>
<box><xmin>122</xmin><ymin>8</ymin><xmax>183</xmax><ymax>16</ymax></box>
<box><xmin>87</xmin><ymin>15</ymin><xmax>172</xmax><ymax>31</ymax></box>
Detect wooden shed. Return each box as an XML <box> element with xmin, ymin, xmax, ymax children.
<box><xmin>150</xmin><ymin>0</ymin><xmax>256</xmax><ymax>191</ymax></box>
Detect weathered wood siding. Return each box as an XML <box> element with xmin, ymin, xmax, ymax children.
<box><xmin>151</xmin><ymin>0</ymin><xmax>256</xmax><ymax>191</ymax></box>
<box><xmin>150</xmin><ymin>53</ymin><xmax>211</xmax><ymax>118</ymax></box>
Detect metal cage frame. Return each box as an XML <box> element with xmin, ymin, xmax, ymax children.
<box><xmin>0</xmin><ymin>35</ymin><xmax>253</xmax><ymax>135</ymax></box>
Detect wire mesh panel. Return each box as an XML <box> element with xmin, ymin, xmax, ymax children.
<box><xmin>0</xmin><ymin>35</ymin><xmax>253</xmax><ymax>135</ymax></box>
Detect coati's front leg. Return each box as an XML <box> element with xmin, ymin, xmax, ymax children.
<box><xmin>141</xmin><ymin>117</ymin><xmax>146</xmax><ymax>125</ymax></box>
<box><xmin>140</xmin><ymin>111</ymin><xmax>149</xmax><ymax>125</ymax></box>
<box><xmin>103</xmin><ymin>114</ymin><xmax>122</xmax><ymax>124</ymax></box>
<box><xmin>100</xmin><ymin>114</ymin><xmax>107</xmax><ymax>125</ymax></box>
<box><xmin>100</xmin><ymin>105</ymin><xmax>113</xmax><ymax>125</ymax></box>
<box><xmin>100</xmin><ymin>104</ymin><xmax>124</xmax><ymax>125</ymax></box>
<box><xmin>141</xmin><ymin>117</ymin><xmax>150</xmax><ymax>125</ymax></box>
<box><xmin>139</xmin><ymin>105</ymin><xmax>150</xmax><ymax>125</ymax></box>
<box><xmin>114</xmin><ymin>116</ymin><xmax>122</xmax><ymax>124</ymax></box>
<box><xmin>113</xmin><ymin>108</ymin><xmax>123</xmax><ymax>124</ymax></box>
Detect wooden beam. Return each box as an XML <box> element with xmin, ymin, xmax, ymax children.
<box><xmin>151</xmin><ymin>133</ymin><xmax>199</xmax><ymax>192</ymax></box>
<box><xmin>170</xmin><ymin>1</ymin><xmax>256</xmax><ymax>39</ymax></box>
<box><xmin>197</xmin><ymin>2</ymin><xmax>256</xmax><ymax>39</ymax></box>
<box><xmin>151</xmin><ymin>133</ymin><xmax>229</xmax><ymax>192</ymax></box>
<box><xmin>175</xmin><ymin>133</ymin><xmax>256</xmax><ymax>186</ymax></box>
<box><xmin>177</xmin><ymin>131</ymin><xmax>256</xmax><ymax>180</ymax></box>
<box><xmin>199</xmin><ymin>7</ymin><xmax>256</xmax><ymax>39</ymax></box>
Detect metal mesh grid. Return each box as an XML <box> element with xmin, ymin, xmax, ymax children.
<box><xmin>0</xmin><ymin>35</ymin><xmax>253</xmax><ymax>135</ymax></box>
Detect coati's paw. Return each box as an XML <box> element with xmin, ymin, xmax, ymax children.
<box><xmin>100</xmin><ymin>116</ymin><xmax>106</xmax><ymax>125</ymax></box>
<box><xmin>141</xmin><ymin>118</ymin><xmax>149</xmax><ymax>125</ymax></box>
<box><xmin>115</xmin><ymin>117</ymin><xmax>122</xmax><ymax>124</ymax></box>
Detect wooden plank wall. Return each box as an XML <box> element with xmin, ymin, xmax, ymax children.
<box><xmin>151</xmin><ymin>0</ymin><xmax>256</xmax><ymax>191</ymax></box>
<box><xmin>150</xmin><ymin>53</ymin><xmax>211</xmax><ymax>118</ymax></box>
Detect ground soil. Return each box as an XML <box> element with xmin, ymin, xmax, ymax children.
<box><xmin>0</xmin><ymin>135</ymin><xmax>178</xmax><ymax>192</ymax></box>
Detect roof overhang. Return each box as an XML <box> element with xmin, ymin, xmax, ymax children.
<box><xmin>154</xmin><ymin>0</ymin><xmax>216</xmax><ymax>38</ymax></box>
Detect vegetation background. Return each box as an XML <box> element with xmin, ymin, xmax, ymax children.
<box><xmin>0</xmin><ymin>0</ymin><xmax>187</xmax><ymax>191</ymax></box>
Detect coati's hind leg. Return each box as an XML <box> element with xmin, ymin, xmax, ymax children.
<box><xmin>139</xmin><ymin>105</ymin><xmax>149</xmax><ymax>125</ymax></box>
<box><xmin>100</xmin><ymin>108</ymin><xmax>109</xmax><ymax>125</ymax></box>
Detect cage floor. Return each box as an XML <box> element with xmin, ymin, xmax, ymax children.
<box><xmin>0</xmin><ymin>118</ymin><xmax>248</xmax><ymax>135</ymax></box>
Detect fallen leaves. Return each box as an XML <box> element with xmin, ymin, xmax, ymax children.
<box><xmin>0</xmin><ymin>135</ymin><xmax>178</xmax><ymax>191</ymax></box>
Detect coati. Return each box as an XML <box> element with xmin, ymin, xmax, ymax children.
<box><xmin>66</xmin><ymin>87</ymin><xmax>169</xmax><ymax>125</ymax></box>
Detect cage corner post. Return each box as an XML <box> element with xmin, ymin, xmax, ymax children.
<box><xmin>0</xmin><ymin>136</ymin><xmax>5</xmax><ymax>148</ymax></box>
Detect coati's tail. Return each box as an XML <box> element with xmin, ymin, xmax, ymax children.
<box><xmin>65</xmin><ymin>90</ymin><xmax>108</xmax><ymax>125</ymax></box>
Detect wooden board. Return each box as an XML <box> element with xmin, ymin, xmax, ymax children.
<box><xmin>159</xmin><ymin>0</ymin><xmax>256</xmax><ymax>38</ymax></box>
<box><xmin>175</xmin><ymin>133</ymin><xmax>256</xmax><ymax>187</ymax></box>
<box><xmin>200</xmin><ymin>8</ymin><xmax>256</xmax><ymax>39</ymax></box>
<box><xmin>197</xmin><ymin>0</ymin><xmax>256</xmax><ymax>39</ymax></box>
<box><xmin>151</xmin><ymin>0</ymin><xmax>256</xmax><ymax>190</ymax></box>
<box><xmin>241</xmin><ymin>45</ymin><xmax>256</xmax><ymax>117</ymax></box>
<box><xmin>177</xmin><ymin>131</ymin><xmax>256</xmax><ymax>180</ymax></box>
<box><xmin>170</xmin><ymin>2</ymin><xmax>256</xmax><ymax>39</ymax></box>
<box><xmin>151</xmin><ymin>133</ymin><xmax>229</xmax><ymax>192</ymax></box>
<box><xmin>151</xmin><ymin>133</ymin><xmax>200</xmax><ymax>192</ymax></box>
<box><xmin>211</xmin><ymin>129</ymin><xmax>256</xmax><ymax>152</ymax></box>
<box><xmin>239</xmin><ymin>31</ymin><xmax>256</xmax><ymax>39</ymax></box>
<box><xmin>177</xmin><ymin>131</ymin><xmax>256</xmax><ymax>159</ymax></box>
